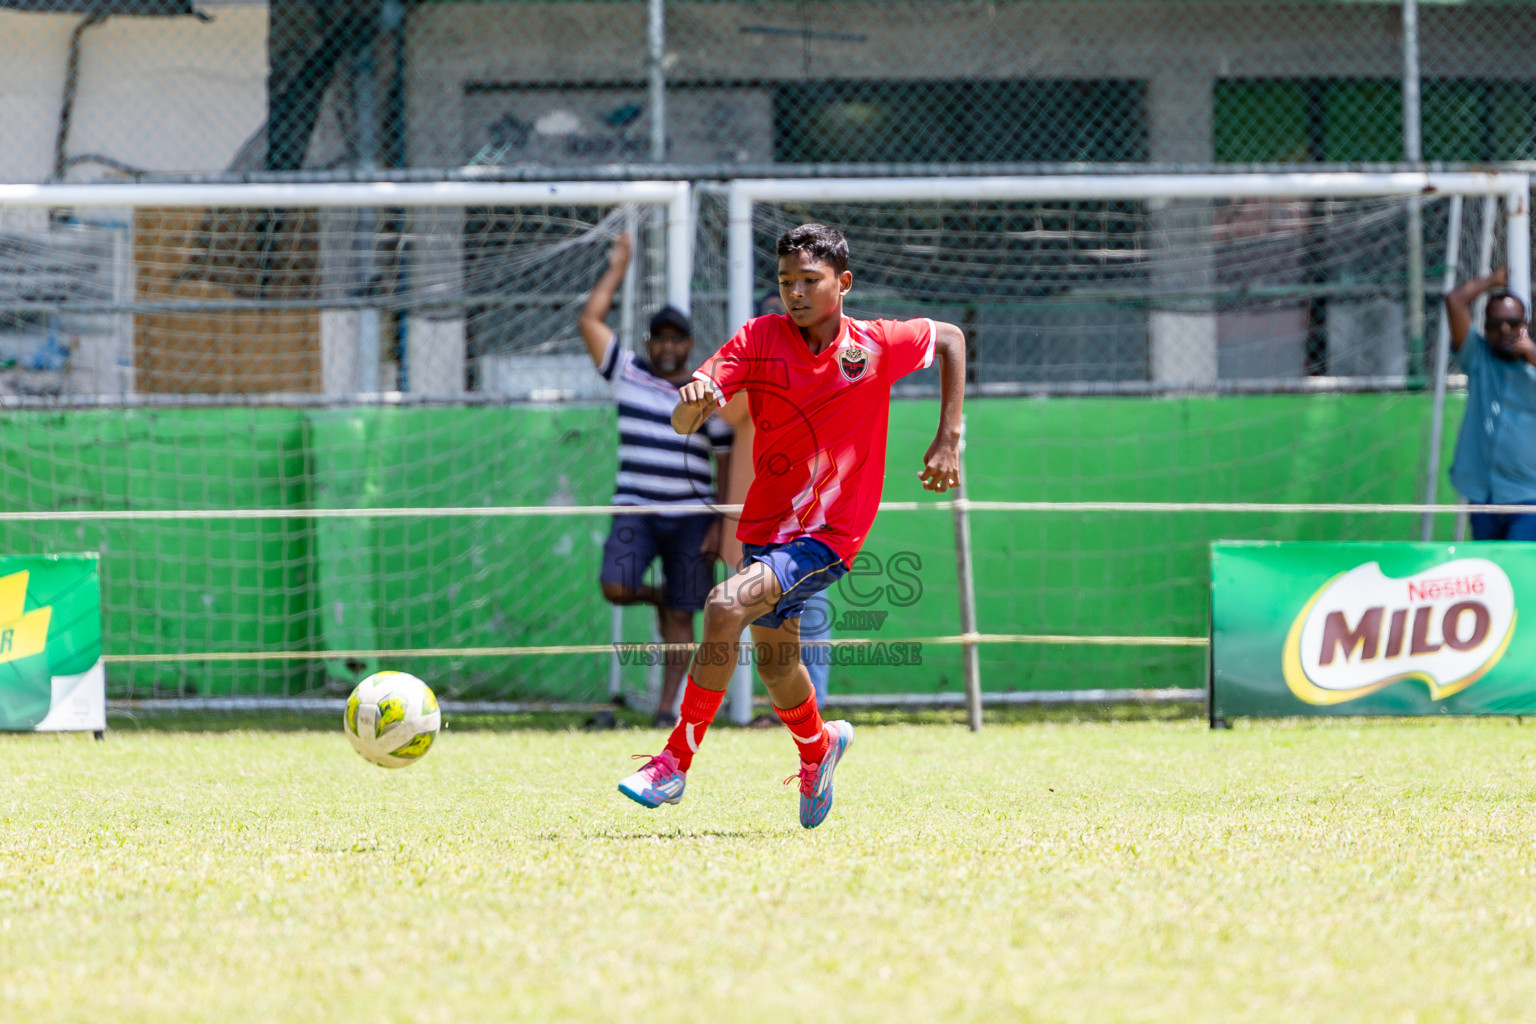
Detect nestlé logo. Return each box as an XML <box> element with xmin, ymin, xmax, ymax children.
<box><xmin>1281</xmin><ymin>558</ymin><xmax>1516</xmax><ymax>705</ymax></box>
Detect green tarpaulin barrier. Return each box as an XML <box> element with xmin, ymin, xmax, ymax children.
<box><xmin>0</xmin><ymin>554</ymin><xmax>103</xmax><ymax>731</ymax></box>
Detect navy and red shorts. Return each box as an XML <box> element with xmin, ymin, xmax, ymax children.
<box><xmin>740</xmin><ymin>535</ymin><xmax>849</xmax><ymax>629</ymax></box>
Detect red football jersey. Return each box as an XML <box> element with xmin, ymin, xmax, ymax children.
<box><xmin>693</xmin><ymin>313</ymin><xmax>937</xmax><ymax>566</ymax></box>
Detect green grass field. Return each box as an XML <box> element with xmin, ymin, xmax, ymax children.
<box><xmin>5</xmin><ymin>711</ymin><xmax>1536</xmax><ymax>1023</ymax></box>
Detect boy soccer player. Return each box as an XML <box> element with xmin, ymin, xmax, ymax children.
<box><xmin>618</xmin><ymin>223</ymin><xmax>967</xmax><ymax>828</ymax></box>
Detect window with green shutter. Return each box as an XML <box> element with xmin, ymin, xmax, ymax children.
<box><xmin>775</xmin><ymin>80</ymin><xmax>1148</xmax><ymax>164</ymax></box>
<box><xmin>1215</xmin><ymin>79</ymin><xmax>1536</xmax><ymax>162</ymax></box>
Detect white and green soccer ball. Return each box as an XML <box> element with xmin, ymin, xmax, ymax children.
<box><xmin>344</xmin><ymin>671</ymin><xmax>441</xmax><ymax>768</ymax></box>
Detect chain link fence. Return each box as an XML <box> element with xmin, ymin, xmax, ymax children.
<box><xmin>3</xmin><ymin>1</ymin><xmax>1531</xmax><ymax>181</ymax></box>
<box><xmin>0</xmin><ymin>0</ymin><xmax>1533</xmax><ymax>398</ymax></box>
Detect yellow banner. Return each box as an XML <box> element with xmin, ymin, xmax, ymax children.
<box><xmin>0</xmin><ymin>571</ymin><xmax>52</xmax><ymax>666</ymax></box>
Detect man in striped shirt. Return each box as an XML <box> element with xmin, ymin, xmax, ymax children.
<box><xmin>579</xmin><ymin>234</ymin><xmax>733</xmax><ymax>726</ymax></box>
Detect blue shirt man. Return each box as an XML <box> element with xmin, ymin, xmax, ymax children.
<box><xmin>1444</xmin><ymin>267</ymin><xmax>1536</xmax><ymax>540</ymax></box>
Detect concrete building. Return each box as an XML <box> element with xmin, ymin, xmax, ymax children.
<box><xmin>0</xmin><ymin>0</ymin><xmax>1531</xmax><ymax>396</ymax></box>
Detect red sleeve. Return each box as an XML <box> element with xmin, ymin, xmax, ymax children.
<box><xmin>695</xmin><ymin>317</ymin><xmax>794</xmax><ymax>404</ymax></box>
<box><xmin>691</xmin><ymin>324</ymin><xmax>753</xmax><ymax>406</ymax></box>
<box><xmin>879</xmin><ymin>318</ymin><xmax>938</xmax><ymax>381</ymax></box>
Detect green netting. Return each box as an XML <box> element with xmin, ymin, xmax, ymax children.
<box><xmin>0</xmin><ymin>392</ymin><xmax>1471</xmax><ymax>701</ymax></box>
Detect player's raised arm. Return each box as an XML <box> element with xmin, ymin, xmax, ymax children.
<box><xmin>672</xmin><ymin>379</ymin><xmax>717</xmax><ymax>435</ymax></box>
<box><xmin>919</xmin><ymin>321</ymin><xmax>966</xmax><ymax>493</ymax></box>
<box><xmin>577</xmin><ymin>234</ymin><xmax>632</xmax><ymax>367</ymax></box>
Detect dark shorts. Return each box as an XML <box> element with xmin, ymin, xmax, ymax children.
<box><xmin>600</xmin><ymin>512</ymin><xmax>717</xmax><ymax>612</ymax></box>
<box><xmin>741</xmin><ymin>536</ymin><xmax>849</xmax><ymax>630</ymax></box>
<box><xmin>1469</xmin><ymin>503</ymin><xmax>1536</xmax><ymax>542</ymax></box>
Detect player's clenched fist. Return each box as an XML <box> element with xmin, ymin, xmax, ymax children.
<box><xmin>919</xmin><ymin>437</ymin><xmax>962</xmax><ymax>493</ymax></box>
<box><xmin>671</xmin><ymin>379</ymin><xmax>717</xmax><ymax>434</ymax></box>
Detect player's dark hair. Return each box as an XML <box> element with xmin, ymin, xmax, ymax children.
<box><xmin>776</xmin><ymin>223</ymin><xmax>849</xmax><ymax>275</ymax></box>
<box><xmin>1486</xmin><ymin>290</ymin><xmax>1528</xmax><ymax>319</ymax></box>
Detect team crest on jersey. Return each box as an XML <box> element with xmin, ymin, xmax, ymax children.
<box><xmin>838</xmin><ymin>343</ymin><xmax>869</xmax><ymax>382</ymax></box>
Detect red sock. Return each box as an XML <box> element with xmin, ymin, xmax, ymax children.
<box><xmin>775</xmin><ymin>694</ymin><xmax>830</xmax><ymax>765</ymax></box>
<box><xmin>664</xmin><ymin>679</ymin><xmax>725</xmax><ymax>772</ymax></box>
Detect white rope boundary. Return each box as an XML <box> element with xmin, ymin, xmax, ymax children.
<box><xmin>0</xmin><ymin>498</ymin><xmax>1509</xmax><ymax>522</ymax></box>
<box><xmin>97</xmin><ymin>632</ymin><xmax>1209</xmax><ymax>664</ymax></box>
<box><xmin>107</xmin><ymin>687</ymin><xmax>1205</xmax><ymax>714</ymax></box>
<box><xmin>12</xmin><ymin>498</ymin><xmax>1462</xmax><ymax>664</ymax></box>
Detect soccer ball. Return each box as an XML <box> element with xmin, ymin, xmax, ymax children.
<box><xmin>344</xmin><ymin>671</ymin><xmax>441</xmax><ymax>769</ymax></box>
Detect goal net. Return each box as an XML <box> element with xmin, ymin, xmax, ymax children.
<box><xmin>0</xmin><ymin>174</ymin><xmax>1527</xmax><ymax>713</ymax></box>
<box><xmin>0</xmin><ymin>181</ymin><xmax>691</xmax><ymax>707</ymax></box>
<box><xmin>693</xmin><ymin>173</ymin><xmax>1529</xmax><ymax>705</ymax></box>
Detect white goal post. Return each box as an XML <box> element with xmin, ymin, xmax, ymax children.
<box><xmin>0</xmin><ymin>179</ymin><xmax>697</xmax><ymax>316</ymax></box>
<box><xmin>726</xmin><ymin>172</ymin><xmax>1531</xmax><ymax>331</ymax></box>
<box><xmin>1</xmin><ymin>173</ymin><xmax>1530</xmax><ymax>726</ymax></box>
<box><xmin>722</xmin><ymin>170</ymin><xmax>1530</xmax><ymax>726</ymax></box>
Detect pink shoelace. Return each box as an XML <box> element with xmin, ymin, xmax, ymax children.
<box><xmin>633</xmin><ymin>750</ymin><xmax>679</xmax><ymax>778</ymax></box>
<box><xmin>784</xmin><ymin>761</ymin><xmax>821</xmax><ymax>797</ymax></box>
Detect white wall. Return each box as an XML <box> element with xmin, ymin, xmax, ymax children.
<box><xmin>0</xmin><ymin>2</ymin><xmax>268</xmax><ymax>183</ymax></box>
<box><xmin>0</xmin><ymin>14</ymin><xmax>77</xmax><ymax>183</ymax></box>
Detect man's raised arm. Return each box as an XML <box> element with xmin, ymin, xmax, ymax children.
<box><xmin>577</xmin><ymin>234</ymin><xmax>632</xmax><ymax>368</ymax></box>
<box><xmin>1446</xmin><ymin>266</ymin><xmax>1507</xmax><ymax>353</ymax></box>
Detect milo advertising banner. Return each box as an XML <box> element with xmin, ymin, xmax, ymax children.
<box><xmin>1211</xmin><ymin>542</ymin><xmax>1533</xmax><ymax>720</ymax></box>
<box><xmin>0</xmin><ymin>555</ymin><xmax>105</xmax><ymax>732</ymax></box>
